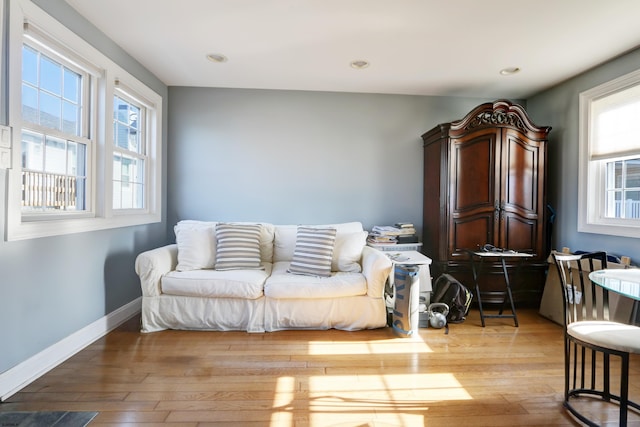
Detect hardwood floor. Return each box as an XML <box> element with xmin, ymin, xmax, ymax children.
<box><xmin>2</xmin><ymin>308</ymin><xmax>640</xmax><ymax>426</ymax></box>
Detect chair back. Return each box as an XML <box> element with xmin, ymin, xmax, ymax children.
<box><xmin>551</xmin><ymin>251</ymin><xmax>609</xmax><ymax>328</ymax></box>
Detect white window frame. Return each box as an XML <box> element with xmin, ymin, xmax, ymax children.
<box><xmin>6</xmin><ymin>0</ymin><xmax>162</xmax><ymax>241</ymax></box>
<box><xmin>578</xmin><ymin>68</ymin><xmax>640</xmax><ymax>238</ymax></box>
<box><xmin>105</xmin><ymin>79</ymin><xmax>161</xmax><ymax>219</ymax></box>
<box><xmin>20</xmin><ymin>27</ymin><xmax>97</xmax><ymax>220</ymax></box>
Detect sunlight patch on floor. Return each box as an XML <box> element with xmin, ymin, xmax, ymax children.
<box><xmin>271</xmin><ymin>376</ymin><xmax>295</xmax><ymax>426</ymax></box>
<box><xmin>306</xmin><ymin>337</ymin><xmax>433</xmax><ymax>356</ymax></box>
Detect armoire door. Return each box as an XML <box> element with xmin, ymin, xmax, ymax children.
<box><xmin>448</xmin><ymin>127</ymin><xmax>500</xmax><ymax>258</ymax></box>
<box><xmin>498</xmin><ymin>128</ymin><xmax>545</xmax><ymax>255</ymax></box>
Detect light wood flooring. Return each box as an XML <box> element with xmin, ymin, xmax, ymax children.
<box><xmin>2</xmin><ymin>308</ymin><xmax>640</xmax><ymax>426</ymax></box>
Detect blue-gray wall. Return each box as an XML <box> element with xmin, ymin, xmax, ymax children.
<box><xmin>167</xmin><ymin>87</ymin><xmax>500</xmax><ymax>234</ymax></box>
<box><xmin>0</xmin><ymin>0</ymin><xmax>168</xmax><ymax>374</ymax></box>
<box><xmin>528</xmin><ymin>48</ymin><xmax>640</xmax><ymax>263</ymax></box>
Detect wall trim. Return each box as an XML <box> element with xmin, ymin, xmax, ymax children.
<box><xmin>0</xmin><ymin>297</ymin><xmax>141</xmax><ymax>401</ymax></box>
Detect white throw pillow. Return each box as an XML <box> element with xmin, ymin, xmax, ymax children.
<box><xmin>288</xmin><ymin>226</ymin><xmax>337</xmax><ymax>277</ymax></box>
<box><xmin>331</xmin><ymin>230</ymin><xmax>367</xmax><ymax>273</ymax></box>
<box><xmin>174</xmin><ymin>220</ymin><xmax>217</xmax><ymax>271</ymax></box>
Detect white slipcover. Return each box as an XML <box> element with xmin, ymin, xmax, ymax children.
<box><xmin>135</xmin><ymin>222</ymin><xmax>393</xmax><ymax>333</ymax></box>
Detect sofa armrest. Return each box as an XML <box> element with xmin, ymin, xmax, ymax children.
<box><xmin>135</xmin><ymin>244</ymin><xmax>178</xmax><ymax>297</ymax></box>
<box><xmin>361</xmin><ymin>246</ymin><xmax>393</xmax><ymax>298</ymax></box>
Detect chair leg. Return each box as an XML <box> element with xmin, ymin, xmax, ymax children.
<box><xmin>603</xmin><ymin>352</ymin><xmax>610</xmax><ymax>401</ymax></box>
<box><xmin>620</xmin><ymin>354</ymin><xmax>629</xmax><ymax>426</ymax></box>
<box><xmin>564</xmin><ymin>336</ymin><xmax>571</xmax><ymax>402</ymax></box>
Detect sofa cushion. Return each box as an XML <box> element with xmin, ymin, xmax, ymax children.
<box><xmin>215</xmin><ymin>223</ymin><xmax>264</xmax><ymax>270</ymax></box>
<box><xmin>174</xmin><ymin>221</ymin><xmax>275</xmax><ymax>267</ymax></box>
<box><xmin>162</xmin><ymin>265</ymin><xmax>272</xmax><ymax>299</ymax></box>
<box><xmin>174</xmin><ymin>220</ymin><xmax>217</xmax><ymax>271</ymax></box>
<box><xmin>287</xmin><ymin>226</ymin><xmax>337</xmax><ymax>277</ymax></box>
<box><xmin>273</xmin><ymin>222</ymin><xmax>364</xmax><ymax>265</ymax></box>
<box><xmin>266</xmin><ymin>262</ymin><xmax>367</xmax><ymax>299</ymax></box>
<box><xmin>332</xmin><ymin>231</ymin><xmax>367</xmax><ymax>273</ymax></box>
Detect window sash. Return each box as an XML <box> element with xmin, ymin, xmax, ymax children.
<box><xmin>21</xmin><ymin>37</ymin><xmax>95</xmax><ymax>217</ymax></box>
<box><xmin>112</xmin><ymin>91</ymin><xmax>148</xmax><ymax>211</ymax></box>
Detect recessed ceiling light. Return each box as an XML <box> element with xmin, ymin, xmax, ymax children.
<box><xmin>206</xmin><ymin>53</ymin><xmax>228</xmax><ymax>63</ymax></box>
<box><xmin>350</xmin><ymin>60</ymin><xmax>370</xmax><ymax>69</ymax></box>
<box><xmin>500</xmin><ymin>67</ymin><xmax>521</xmax><ymax>76</ymax></box>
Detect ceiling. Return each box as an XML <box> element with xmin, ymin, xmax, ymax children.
<box><xmin>64</xmin><ymin>0</ymin><xmax>640</xmax><ymax>99</ymax></box>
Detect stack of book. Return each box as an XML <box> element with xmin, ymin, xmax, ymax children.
<box><xmin>367</xmin><ymin>223</ymin><xmax>419</xmax><ymax>245</ymax></box>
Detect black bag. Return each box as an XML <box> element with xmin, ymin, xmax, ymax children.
<box><xmin>431</xmin><ymin>274</ymin><xmax>473</xmax><ymax>323</ymax></box>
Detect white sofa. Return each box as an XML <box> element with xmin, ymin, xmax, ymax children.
<box><xmin>135</xmin><ymin>221</ymin><xmax>393</xmax><ymax>333</ymax></box>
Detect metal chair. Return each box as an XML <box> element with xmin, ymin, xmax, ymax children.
<box><xmin>552</xmin><ymin>251</ymin><xmax>640</xmax><ymax>426</ymax></box>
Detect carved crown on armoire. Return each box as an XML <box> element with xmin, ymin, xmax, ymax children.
<box><xmin>421</xmin><ymin>100</ymin><xmax>551</xmax><ymax>305</ymax></box>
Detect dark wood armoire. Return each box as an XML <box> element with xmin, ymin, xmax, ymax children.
<box><xmin>421</xmin><ymin>100</ymin><xmax>551</xmax><ymax>305</ymax></box>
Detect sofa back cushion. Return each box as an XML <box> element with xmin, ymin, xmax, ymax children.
<box><xmin>273</xmin><ymin>222</ymin><xmax>366</xmax><ymax>272</ymax></box>
<box><xmin>175</xmin><ymin>220</ymin><xmax>217</xmax><ymax>271</ymax></box>
<box><xmin>174</xmin><ymin>220</ymin><xmax>275</xmax><ymax>271</ymax></box>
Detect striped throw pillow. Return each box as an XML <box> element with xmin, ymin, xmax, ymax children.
<box><xmin>215</xmin><ymin>223</ymin><xmax>263</xmax><ymax>270</ymax></box>
<box><xmin>288</xmin><ymin>226</ymin><xmax>337</xmax><ymax>277</ymax></box>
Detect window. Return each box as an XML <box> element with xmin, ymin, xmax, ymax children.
<box><xmin>6</xmin><ymin>0</ymin><xmax>162</xmax><ymax>240</ymax></box>
<box><xmin>113</xmin><ymin>92</ymin><xmax>145</xmax><ymax>210</ymax></box>
<box><xmin>21</xmin><ymin>42</ymin><xmax>91</xmax><ymax>215</ymax></box>
<box><xmin>579</xmin><ymin>68</ymin><xmax>640</xmax><ymax>238</ymax></box>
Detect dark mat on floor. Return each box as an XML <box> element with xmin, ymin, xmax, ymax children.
<box><xmin>0</xmin><ymin>411</ymin><xmax>98</xmax><ymax>427</ymax></box>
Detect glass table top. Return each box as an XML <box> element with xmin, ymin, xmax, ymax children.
<box><xmin>589</xmin><ymin>269</ymin><xmax>640</xmax><ymax>301</ymax></box>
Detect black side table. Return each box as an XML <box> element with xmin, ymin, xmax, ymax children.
<box><xmin>465</xmin><ymin>250</ymin><xmax>534</xmax><ymax>327</ymax></box>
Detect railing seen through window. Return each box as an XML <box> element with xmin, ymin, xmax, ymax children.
<box><xmin>22</xmin><ymin>170</ymin><xmax>83</xmax><ymax>211</ymax></box>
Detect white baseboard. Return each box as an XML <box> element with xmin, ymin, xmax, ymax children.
<box><xmin>0</xmin><ymin>297</ymin><xmax>141</xmax><ymax>401</ymax></box>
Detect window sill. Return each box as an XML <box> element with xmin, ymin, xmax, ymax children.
<box><xmin>577</xmin><ymin>221</ymin><xmax>640</xmax><ymax>239</ymax></box>
<box><xmin>6</xmin><ymin>213</ymin><xmax>161</xmax><ymax>241</ymax></box>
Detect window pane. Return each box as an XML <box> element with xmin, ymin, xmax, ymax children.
<box><xmin>63</xmin><ymin>69</ymin><xmax>80</xmax><ymax>103</ymax></box>
<box><xmin>615</xmin><ymin>161</ymin><xmax>623</xmax><ymax>188</ymax></box>
<box><xmin>40</xmin><ymin>56</ymin><xmax>61</xmax><ymax>95</ymax></box>
<box><xmin>44</xmin><ymin>136</ymin><xmax>67</xmax><ymax>174</ymax></box>
<box><xmin>628</xmin><ymin>159</ymin><xmax>640</xmax><ymax>188</ymax></box>
<box><xmin>63</xmin><ymin>101</ymin><xmax>79</xmax><ymax>135</ymax></box>
<box><xmin>113</xmin><ymin>180</ymin><xmax>122</xmax><ymax>209</ymax></box>
<box><xmin>114</xmin><ymin>96</ymin><xmax>142</xmax><ymax>153</ymax></box>
<box><xmin>74</xmin><ymin>176</ymin><xmax>86</xmax><ymax>210</ymax></box>
<box><xmin>40</xmin><ymin>91</ymin><xmax>62</xmax><ymax>130</ymax></box>
<box><xmin>22</xmin><ymin>46</ymin><xmax>38</xmax><ymax>86</ymax></box>
<box><xmin>115</xmin><ymin>97</ymin><xmax>128</xmax><ymax>122</ymax></box>
<box><xmin>113</xmin><ymin>153</ymin><xmax>144</xmax><ymax>209</ymax></box>
<box><xmin>21</xmin><ymin>131</ymin><xmax>44</xmax><ymax>171</ymax></box>
<box><xmin>114</xmin><ymin>122</ymin><xmax>128</xmax><ymax>149</ymax></box>
<box><xmin>624</xmin><ymin>191</ymin><xmax>640</xmax><ymax>219</ymax></box>
<box><xmin>113</xmin><ymin>152</ymin><xmax>122</xmax><ymax>177</ymax></box>
<box><xmin>75</xmin><ymin>143</ymin><xmax>86</xmax><ymax>177</ymax></box>
<box><xmin>22</xmin><ymin>83</ymin><xmax>39</xmax><ymax>124</ymax></box>
<box><xmin>133</xmin><ymin>182</ymin><xmax>144</xmax><ymax>209</ymax></box>
<box><xmin>21</xmin><ymin>132</ymin><xmax>87</xmax><ymax>212</ymax></box>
